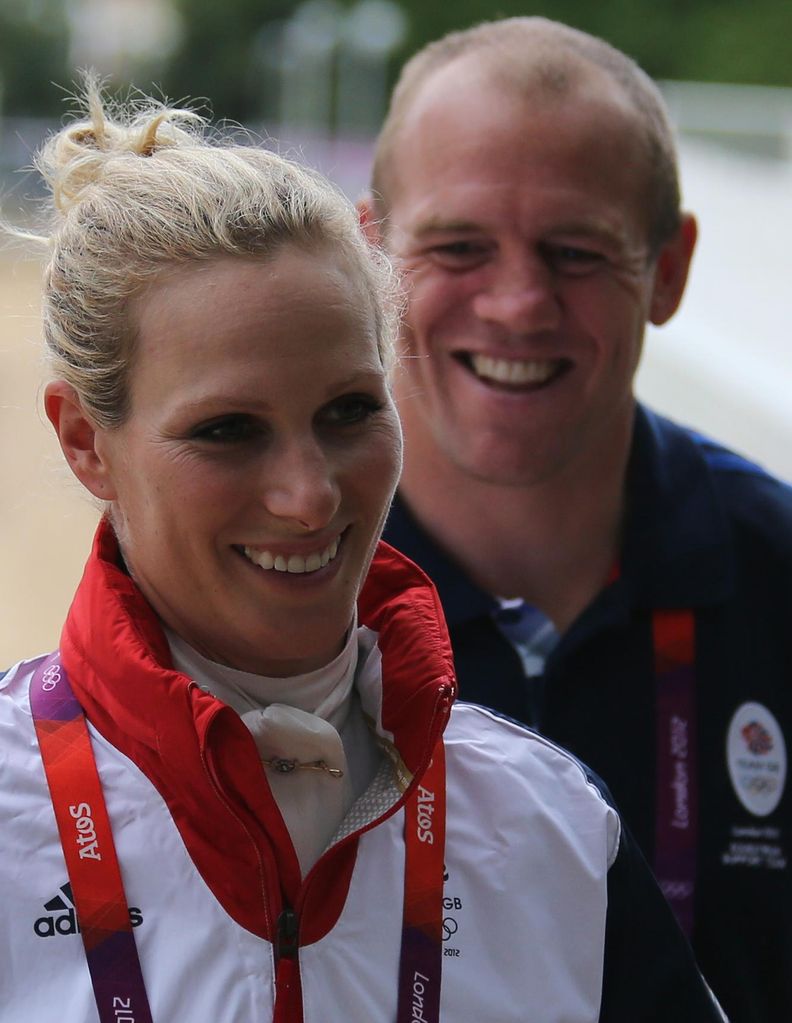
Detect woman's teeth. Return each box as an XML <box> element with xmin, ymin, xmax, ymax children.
<box><xmin>470</xmin><ymin>354</ymin><xmax>559</xmax><ymax>385</ymax></box>
<box><xmin>243</xmin><ymin>536</ymin><xmax>340</xmax><ymax>574</ymax></box>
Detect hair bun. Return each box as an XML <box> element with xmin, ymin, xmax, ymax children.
<box><xmin>38</xmin><ymin>76</ymin><xmax>202</xmax><ymax>212</ymax></box>
<box><xmin>19</xmin><ymin>74</ymin><xmax>397</xmax><ymax>433</ymax></box>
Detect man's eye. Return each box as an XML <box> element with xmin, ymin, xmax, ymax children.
<box><xmin>192</xmin><ymin>417</ymin><xmax>257</xmax><ymax>443</ymax></box>
<box><xmin>548</xmin><ymin>245</ymin><xmax>605</xmax><ymax>274</ymax></box>
<box><xmin>428</xmin><ymin>241</ymin><xmax>490</xmax><ymax>268</ymax></box>
<box><xmin>322</xmin><ymin>395</ymin><xmax>383</xmax><ymax>426</ymax></box>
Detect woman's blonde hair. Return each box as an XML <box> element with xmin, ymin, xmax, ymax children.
<box><xmin>26</xmin><ymin>79</ymin><xmax>398</xmax><ymax>428</ymax></box>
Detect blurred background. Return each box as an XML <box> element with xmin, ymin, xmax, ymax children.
<box><xmin>1</xmin><ymin>0</ymin><xmax>791</xmax><ymax>664</ymax></box>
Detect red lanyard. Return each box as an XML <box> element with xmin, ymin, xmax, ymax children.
<box><xmin>31</xmin><ymin>654</ymin><xmax>448</xmax><ymax>1021</ymax></box>
<box><xmin>397</xmin><ymin>741</ymin><xmax>447</xmax><ymax>1023</ymax></box>
<box><xmin>653</xmin><ymin>609</ymin><xmax>698</xmax><ymax>939</ymax></box>
<box><xmin>30</xmin><ymin>654</ymin><xmax>154</xmax><ymax>1023</ymax></box>
<box><xmin>606</xmin><ymin>565</ymin><xmax>699</xmax><ymax>938</ymax></box>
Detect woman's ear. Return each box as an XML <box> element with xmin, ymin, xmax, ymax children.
<box><xmin>44</xmin><ymin>381</ymin><xmax>118</xmax><ymax>500</ymax></box>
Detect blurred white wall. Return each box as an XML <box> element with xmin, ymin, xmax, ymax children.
<box><xmin>637</xmin><ymin>83</ymin><xmax>792</xmax><ymax>482</ymax></box>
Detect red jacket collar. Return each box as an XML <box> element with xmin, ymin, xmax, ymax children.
<box><xmin>58</xmin><ymin>519</ymin><xmax>456</xmax><ymax>937</ymax></box>
<box><xmin>61</xmin><ymin>519</ymin><xmax>455</xmax><ymax>770</ymax></box>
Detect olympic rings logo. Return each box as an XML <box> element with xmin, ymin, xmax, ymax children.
<box><xmin>741</xmin><ymin>775</ymin><xmax>779</xmax><ymax>794</ymax></box>
<box><xmin>41</xmin><ymin>665</ymin><xmax>62</xmax><ymax>692</ymax></box>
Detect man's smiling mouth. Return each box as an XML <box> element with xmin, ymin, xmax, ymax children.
<box><xmin>457</xmin><ymin>353</ymin><xmax>571</xmax><ymax>388</ymax></box>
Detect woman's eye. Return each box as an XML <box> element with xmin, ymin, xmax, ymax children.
<box><xmin>192</xmin><ymin>416</ymin><xmax>257</xmax><ymax>443</ymax></box>
<box><xmin>322</xmin><ymin>395</ymin><xmax>383</xmax><ymax>427</ymax></box>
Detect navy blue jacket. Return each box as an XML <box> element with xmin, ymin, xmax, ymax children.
<box><xmin>384</xmin><ymin>404</ymin><xmax>792</xmax><ymax>1023</ymax></box>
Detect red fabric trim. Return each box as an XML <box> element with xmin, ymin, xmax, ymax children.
<box><xmin>652</xmin><ymin>607</ymin><xmax>695</xmax><ymax>674</ymax></box>
<box><xmin>298</xmin><ymin>839</ymin><xmax>359</xmax><ymax>946</ymax></box>
<box><xmin>273</xmin><ymin>956</ymin><xmax>303</xmax><ymax>1023</ymax></box>
<box><xmin>359</xmin><ymin>542</ymin><xmax>457</xmax><ymax>775</ymax></box>
<box><xmin>59</xmin><ymin>521</ymin><xmax>456</xmax><ymax>950</ymax></box>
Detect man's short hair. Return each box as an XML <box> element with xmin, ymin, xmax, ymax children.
<box><xmin>372</xmin><ymin>17</ymin><xmax>681</xmax><ymax>252</ymax></box>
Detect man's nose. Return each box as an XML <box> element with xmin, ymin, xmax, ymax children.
<box><xmin>471</xmin><ymin>251</ymin><xmax>561</xmax><ymax>334</ymax></box>
<box><xmin>261</xmin><ymin>438</ymin><xmax>341</xmax><ymax>531</ymax></box>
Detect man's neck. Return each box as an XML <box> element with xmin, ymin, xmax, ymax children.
<box><xmin>398</xmin><ymin>423</ymin><xmax>632</xmax><ymax>635</ymax></box>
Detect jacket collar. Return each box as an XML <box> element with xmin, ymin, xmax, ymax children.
<box><xmin>58</xmin><ymin>520</ymin><xmax>455</xmax><ymax>934</ymax></box>
<box><xmin>61</xmin><ymin>519</ymin><xmax>454</xmax><ymax>777</ymax></box>
<box><xmin>384</xmin><ymin>499</ymin><xmax>498</xmax><ymax>628</ymax></box>
<box><xmin>384</xmin><ymin>404</ymin><xmax>735</xmax><ymax>627</ymax></box>
<box><xmin>621</xmin><ymin>405</ymin><xmax>734</xmax><ymax>607</ymax></box>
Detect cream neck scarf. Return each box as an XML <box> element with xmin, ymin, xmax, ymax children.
<box><xmin>166</xmin><ymin>623</ymin><xmax>383</xmax><ymax>876</ymax></box>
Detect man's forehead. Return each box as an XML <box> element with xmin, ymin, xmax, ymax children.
<box><xmin>400</xmin><ymin>48</ymin><xmax>635</xmax><ymax>136</ymax></box>
<box><xmin>385</xmin><ymin>59</ymin><xmax>650</xmax><ymax>233</ymax></box>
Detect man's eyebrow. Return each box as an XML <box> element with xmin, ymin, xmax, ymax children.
<box><xmin>411</xmin><ymin>217</ymin><xmax>484</xmax><ymax>237</ymax></box>
<box><xmin>409</xmin><ymin>217</ymin><xmax>627</xmax><ymax>245</ymax></box>
<box><xmin>548</xmin><ymin>220</ymin><xmax>621</xmax><ymax>239</ymax></box>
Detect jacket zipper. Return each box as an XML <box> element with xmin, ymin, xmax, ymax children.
<box><xmin>201</xmin><ymin>728</ymin><xmax>307</xmax><ymax>1017</ymax></box>
<box><xmin>201</xmin><ymin>680</ymin><xmax>454</xmax><ymax>1019</ymax></box>
<box><xmin>273</xmin><ymin>905</ymin><xmax>303</xmax><ymax>1022</ymax></box>
<box><xmin>276</xmin><ymin>905</ymin><xmax>299</xmax><ymax>961</ymax></box>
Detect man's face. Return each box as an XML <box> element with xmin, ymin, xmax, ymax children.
<box><xmin>377</xmin><ymin>62</ymin><xmax>688</xmax><ymax>488</ymax></box>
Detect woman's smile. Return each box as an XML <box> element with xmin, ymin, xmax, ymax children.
<box><xmin>238</xmin><ymin>527</ymin><xmax>346</xmax><ymax>575</ymax></box>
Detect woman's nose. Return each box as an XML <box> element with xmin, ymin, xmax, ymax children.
<box><xmin>261</xmin><ymin>440</ymin><xmax>341</xmax><ymax>531</ymax></box>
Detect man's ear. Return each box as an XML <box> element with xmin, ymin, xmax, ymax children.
<box><xmin>356</xmin><ymin>193</ymin><xmax>383</xmax><ymax>247</ymax></box>
<box><xmin>649</xmin><ymin>213</ymin><xmax>698</xmax><ymax>326</ymax></box>
<box><xmin>44</xmin><ymin>381</ymin><xmax>118</xmax><ymax>500</ymax></box>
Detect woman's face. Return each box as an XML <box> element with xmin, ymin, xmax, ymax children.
<box><xmin>92</xmin><ymin>247</ymin><xmax>402</xmax><ymax>675</ymax></box>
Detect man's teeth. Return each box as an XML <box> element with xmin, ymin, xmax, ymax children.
<box><xmin>470</xmin><ymin>354</ymin><xmax>558</xmax><ymax>385</ymax></box>
<box><xmin>243</xmin><ymin>537</ymin><xmax>340</xmax><ymax>574</ymax></box>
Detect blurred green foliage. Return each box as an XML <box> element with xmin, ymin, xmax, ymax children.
<box><xmin>0</xmin><ymin>0</ymin><xmax>70</xmax><ymax>115</ymax></box>
<box><xmin>1</xmin><ymin>0</ymin><xmax>791</xmax><ymax>121</ymax></box>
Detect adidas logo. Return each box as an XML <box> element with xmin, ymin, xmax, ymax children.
<box><xmin>34</xmin><ymin>882</ymin><xmax>143</xmax><ymax>938</ymax></box>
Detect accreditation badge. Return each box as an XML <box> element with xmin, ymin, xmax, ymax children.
<box><xmin>726</xmin><ymin>702</ymin><xmax>786</xmax><ymax>817</ymax></box>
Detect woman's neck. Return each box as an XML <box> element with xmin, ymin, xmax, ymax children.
<box><xmin>165</xmin><ymin>623</ymin><xmax>359</xmax><ymax>730</ymax></box>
